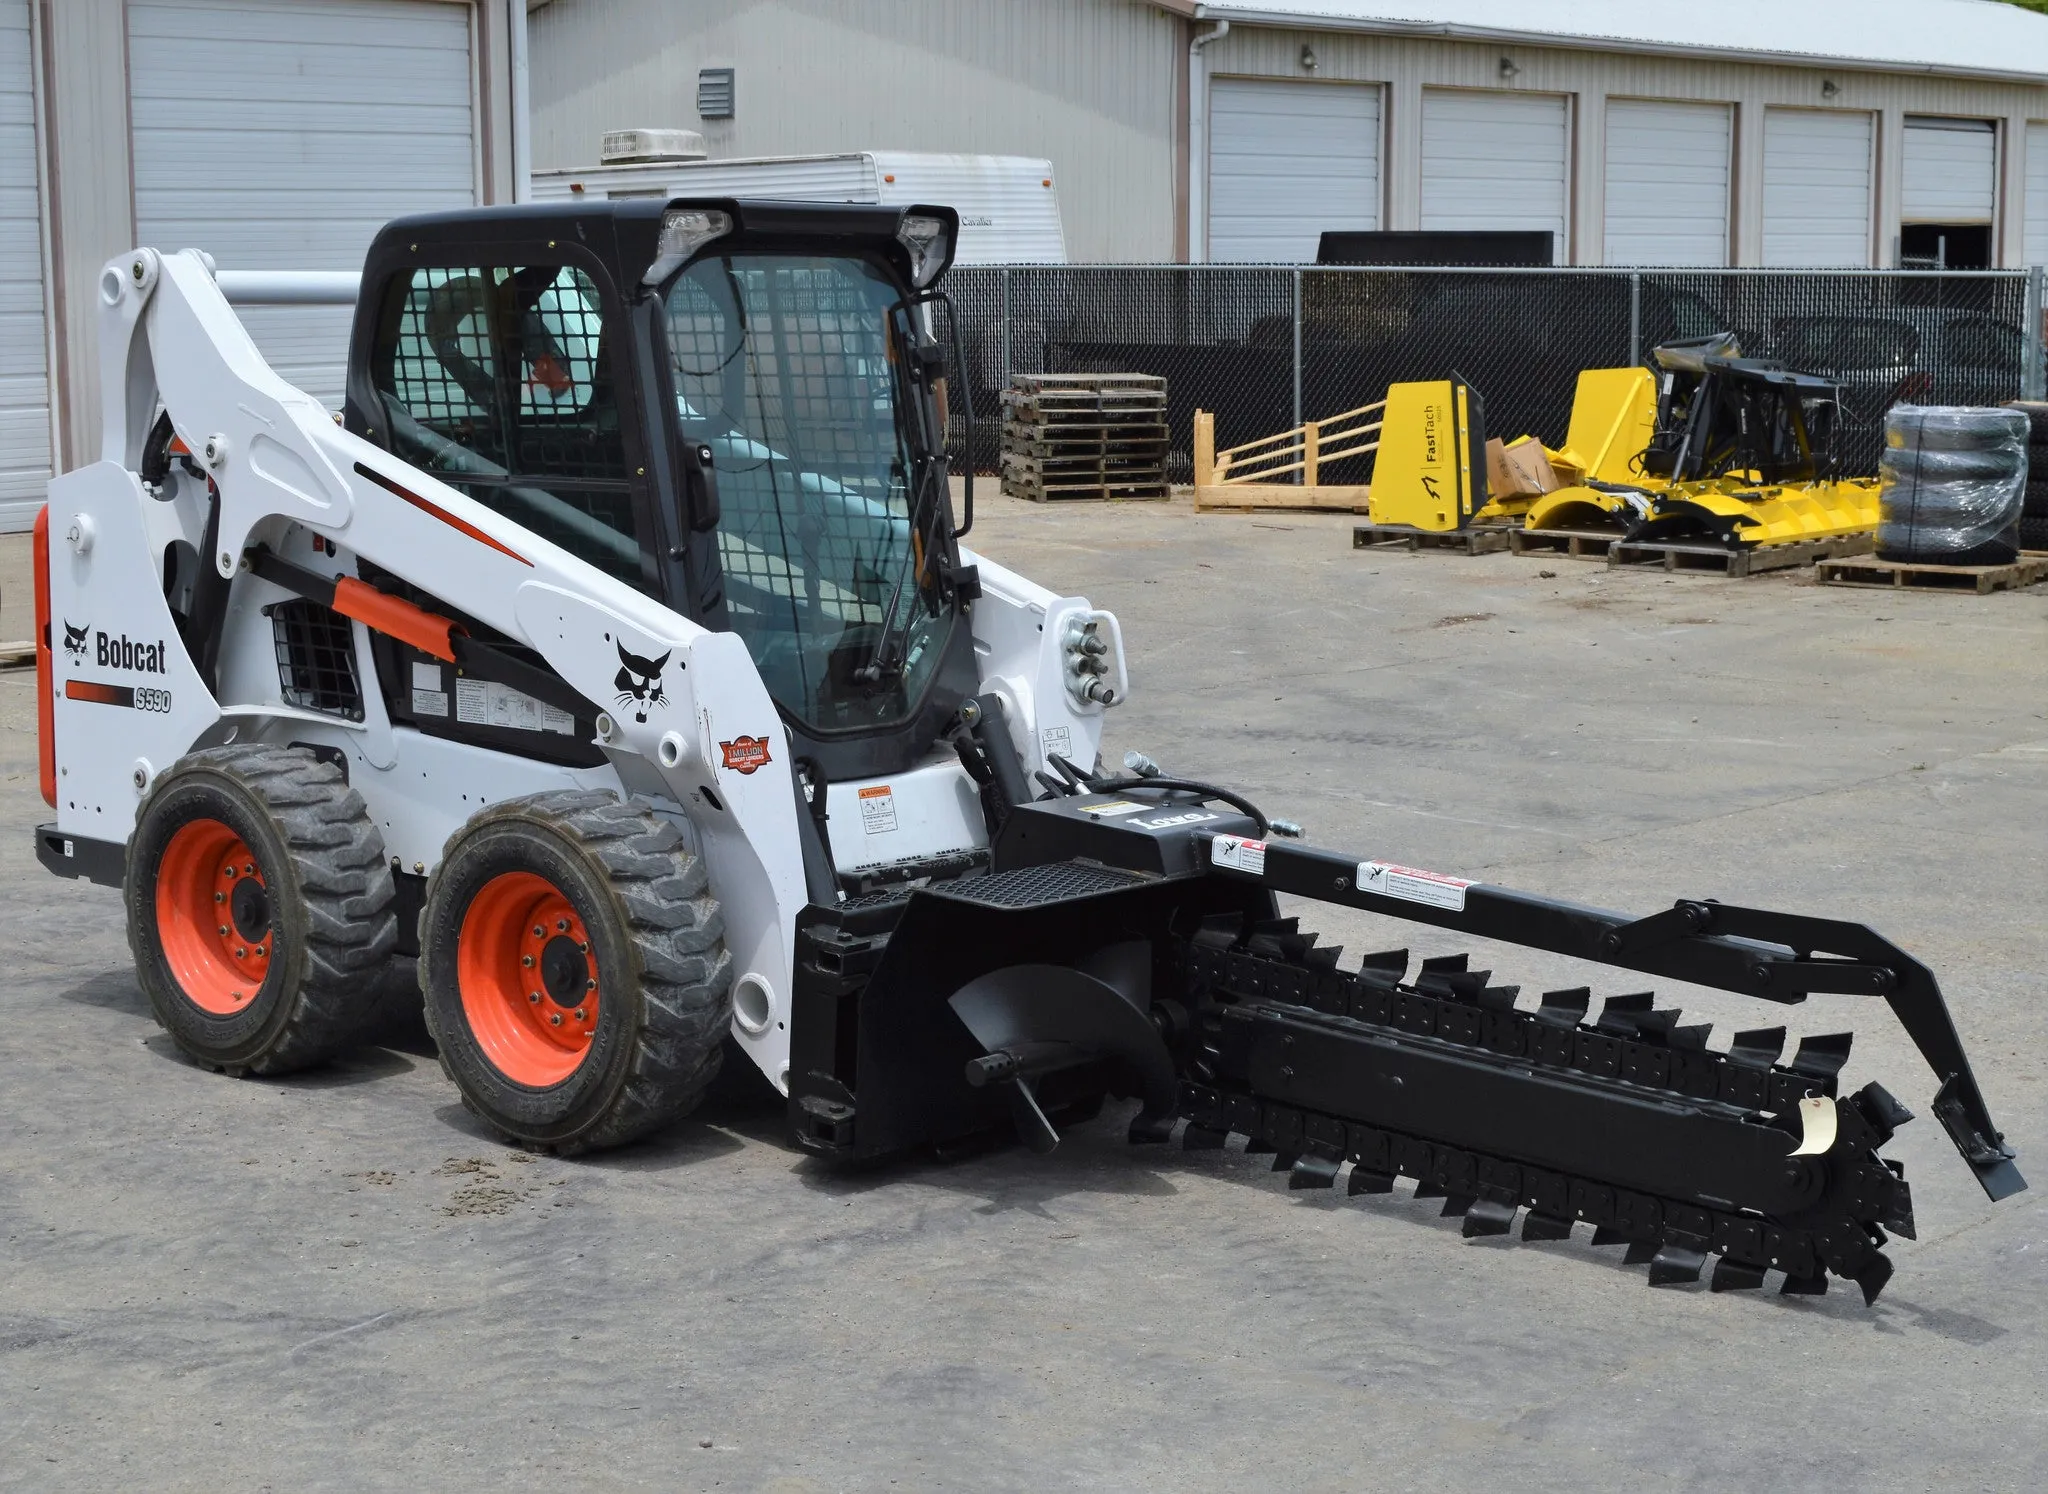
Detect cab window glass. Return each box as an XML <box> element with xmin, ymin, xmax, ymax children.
<box><xmin>374</xmin><ymin>264</ymin><xmax>643</xmax><ymax>586</ymax></box>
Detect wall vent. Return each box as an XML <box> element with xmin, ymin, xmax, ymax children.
<box><xmin>697</xmin><ymin>68</ymin><xmax>735</xmax><ymax>120</ymax></box>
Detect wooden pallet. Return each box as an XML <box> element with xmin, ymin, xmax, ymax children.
<box><xmin>1510</xmin><ymin>527</ymin><xmax>1620</xmax><ymax>561</ymax></box>
<box><xmin>1814</xmin><ymin>549</ymin><xmax>2048</xmax><ymax>594</ymax></box>
<box><xmin>1001</xmin><ymin>372</ymin><xmax>1169</xmax><ymax>503</ymax></box>
<box><xmin>1609</xmin><ymin>531</ymin><xmax>1874</xmax><ymax>578</ymax></box>
<box><xmin>1000</xmin><ymin>475</ymin><xmax>1171</xmax><ymax>502</ymax></box>
<box><xmin>1353</xmin><ymin>523</ymin><xmax>1514</xmax><ymax>555</ymax></box>
<box><xmin>1194</xmin><ymin>483</ymin><xmax>1372</xmax><ymax>513</ymax></box>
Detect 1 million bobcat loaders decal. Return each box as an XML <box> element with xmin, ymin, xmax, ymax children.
<box><xmin>30</xmin><ymin>198</ymin><xmax>2022</xmax><ymax>1307</ymax></box>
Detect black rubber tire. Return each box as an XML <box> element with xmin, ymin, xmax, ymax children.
<box><xmin>2019</xmin><ymin>514</ymin><xmax>2048</xmax><ymax>552</ymax></box>
<box><xmin>1886</xmin><ymin>406</ymin><xmax>2028</xmax><ymax>452</ymax></box>
<box><xmin>1879</xmin><ymin>522</ymin><xmax>2021</xmax><ymax>567</ymax></box>
<box><xmin>2007</xmin><ymin>401</ymin><xmax>2048</xmax><ymax>445</ymax></box>
<box><xmin>1879</xmin><ymin>445</ymin><xmax>2023</xmax><ymax>484</ymax></box>
<box><xmin>419</xmin><ymin>790</ymin><xmax>731</xmax><ymax>1154</ymax></box>
<box><xmin>125</xmin><ymin>745</ymin><xmax>398</xmax><ymax>1075</ymax></box>
<box><xmin>2023</xmin><ymin>478</ymin><xmax>2048</xmax><ymax>519</ymax></box>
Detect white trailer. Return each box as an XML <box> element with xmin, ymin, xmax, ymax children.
<box><xmin>532</xmin><ymin>151</ymin><xmax>1067</xmax><ymax>265</ymax></box>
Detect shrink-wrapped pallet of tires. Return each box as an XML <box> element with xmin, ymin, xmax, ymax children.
<box><xmin>1877</xmin><ymin>405</ymin><xmax>2027</xmax><ymax>566</ymax></box>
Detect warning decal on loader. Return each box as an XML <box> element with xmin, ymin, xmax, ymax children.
<box><xmin>1210</xmin><ymin>835</ymin><xmax>1266</xmax><ymax>876</ymax></box>
<box><xmin>858</xmin><ymin>785</ymin><xmax>898</xmax><ymax>834</ymax></box>
<box><xmin>456</xmin><ymin>678</ymin><xmax>576</xmax><ymax>736</ymax></box>
<box><xmin>1357</xmin><ymin>861</ymin><xmax>1473</xmax><ymax>912</ymax></box>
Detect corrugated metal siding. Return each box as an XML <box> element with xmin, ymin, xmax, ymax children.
<box><xmin>868</xmin><ymin>153</ymin><xmax>1068</xmax><ymax>263</ymax></box>
<box><xmin>0</xmin><ymin>0</ymin><xmax>50</xmax><ymax>524</ymax></box>
<box><xmin>527</xmin><ymin>0</ymin><xmax>1178</xmax><ymax>263</ymax></box>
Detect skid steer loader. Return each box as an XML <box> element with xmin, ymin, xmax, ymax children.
<box><xmin>33</xmin><ymin>199</ymin><xmax>2024</xmax><ymax>1303</ymax></box>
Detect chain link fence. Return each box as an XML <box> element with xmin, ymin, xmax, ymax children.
<box><xmin>943</xmin><ymin>265</ymin><xmax>2047</xmax><ymax>483</ymax></box>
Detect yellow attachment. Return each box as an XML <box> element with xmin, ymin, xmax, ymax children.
<box><xmin>1553</xmin><ymin>367</ymin><xmax>1658</xmax><ymax>485</ymax></box>
<box><xmin>1646</xmin><ymin>477</ymin><xmax>1880</xmax><ymax>546</ymax></box>
<box><xmin>1523</xmin><ymin>483</ymin><xmax>1642</xmax><ymax>532</ymax></box>
<box><xmin>1365</xmin><ymin>380</ymin><xmax>1479</xmax><ymax>532</ymax></box>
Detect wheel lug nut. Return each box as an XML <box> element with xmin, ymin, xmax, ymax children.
<box><xmin>532</xmin><ymin>925</ymin><xmax>544</xmax><ymax>937</ymax></box>
<box><xmin>574</xmin><ymin>1008</ymin><xmax>586</xmax><ymax>1022</ymax></box>
<box><xmin>218</xmin><ymin>924</ymin><xmax>230</xmax><ymax>936</ymax></box>
<box><xmin>585</xmin><ymin>977</ymin><xmax>596</xmax><ymax>990</ymax></box>
<box><xmin>549</xmin><ymin>1013</ymin><xmax>563</xmax><ymax>1026</ymax></box>
<box><xmin>522</xmin><ymin>955</ymin><xmax>535</xmax><ymax>967</ymax></box>
<box><xmin>577</xmin><ymin>941</ymin><xmax>588</xmax><ymax>953</ymax></box>
<box><xmin>215</xmin><ymin>891</ymin><xmax>226</xmax><ymax>904</ymax></box>
<box><xmin>235</xmin><ymin>948</ymin><xmax>246</xmax><ymax>958</ymax></box>
<box><xmin>529</xmin><ymin>991</ymin><xmax>541</xmax><ymax>1004</ymax></box>
<box><xmin>556</xmin><ymin>919</ymin><xmax>570</xmax><ymax>932</ymax></box>
<box><xmin>243</xmin><ymin>864</ymin><xmax>255</xmax><ymax>875</ymax></box>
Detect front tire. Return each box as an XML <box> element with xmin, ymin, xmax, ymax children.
<box><xmin>126</xmin><ymin>745</ymin><xmax>399</xmax><ymax>1074</ymax></box>
<box><xmin>419</xmin><ymin>791</ymin><xmax>731</xmax><ymax>1153</ymax></box>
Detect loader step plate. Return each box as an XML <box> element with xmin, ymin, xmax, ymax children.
<box><xmin>1174</xmin><ymin>921</ymin><xmax>1916</xmax><ymax>1302</ymax></box>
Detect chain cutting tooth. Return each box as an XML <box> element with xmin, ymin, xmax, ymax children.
<box><xmin>1477</xmin><ymin>984</ymin><xmax>1521</xmax><ymax>1013</ymax></box>
<box><xmin>1595</xmin><ymin>992</ymin><xmax>1656</xmax><ymax>1036</ymax></box>
<box><xmin>1522</xmin><ymin>1212</ymin><xmax>1574</xmax><ymax>1242</ymax></box>
<box><xmin>1781</xmin><ymin>1272</ymin><xmax>1829</xmax><ymax>1297</ymax></box>
<box><xmin>1462</xmin><ymin>1199</ymin><xmax>1517</xmax><ymax>1237</ymax></box>
<box><xmin>1193</xmin><ymin>913</ymin><xmax>1244</xmax><ymax>950</ymax></box>
<box><xmin>1289</xmin><ymin>1152</ymin><xmax>1341</xmax><ymax>1189</ymax></box>
<box><xmin>1624</xmin><ymin>1240</ymin><xmax>1660</xmax><ymax>1265</ymax></box>
<box><xmin>1181</xmin><ymin>1122</ymin><xmax>1228</xmax><ymax>1150</ymax></box>
<box><xmin>1710</xmin><ymin>1257</ymin><xmax>1768</xmax><ymax>1292</ymax></box>
<box><xmin>1348</xmin><ymin>1167</ymin><xmax>1395</xmax><ymax>1195</ymax></box>
<box><xmin>1648</xmin><ymin>1241</ymin><xmax>1708</xmax><ymax>1286</ymax></box>
<box><xmin>1728</xmin><ymin>1026</ymin><xmax>1786</xmax><ymax>1068</ymax></box>
<box><xmin>1789</xmin><ymin>1032</ymin><xmax>1854</xmax><ymax>1083</ymax></box>
<box><xmin>1440</xmin><ymin>1194</ymin><xmax>1475</xmax><ymax>1217</ymax></box>
<box><xmin>1536</xmin><ymin>987</ymin><xmax>1590</xmax><ymax>1027</ymax></box>
<box><xmin>1590</xmin><ymin>1226</ymin><xmax>1630</xmax><ymax>1248</ymax></box>
<box><xmin>1271</xmin><ymin>1151</ymin><xmax>1298</xmax><ymax>1172</ymax></box>
<box><xmin>1357</xmin><ymin>948</ymin><xmax>1408</xmax><ymax>978</ymax></box>
<box><xmin>1854</xmin><ymin>1252</ymin><xmax>1895</xmax><ymax>1306</ymax></box>
<box><xmin>1849</xmin><ymin>1081</ymin><xmax>1915</xmax><ymax>1145</ymax></box>
<box><xmin>1670</xmin><ymin>1024</ymin><xmax>1713</xmax><ymax>1051</ymax></box>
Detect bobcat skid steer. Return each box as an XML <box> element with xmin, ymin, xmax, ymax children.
<box><xmin>34</xmin><ymin>200</ymin><xmax>2023</xmax><ymax>1302</ymax></box>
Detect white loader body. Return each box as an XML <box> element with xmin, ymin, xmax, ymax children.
<box><xmin>46</xmin><ymin>246</ymin><xmax>1123</xmax><ymax>1093</ymax></box>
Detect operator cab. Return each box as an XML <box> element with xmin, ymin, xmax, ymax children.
<box><xmin>340</xmin><ymin>198</ymin><xmax>978</xmax><ymax>782</ymax></box>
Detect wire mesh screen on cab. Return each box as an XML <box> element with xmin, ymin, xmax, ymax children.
<box><xmin>372</xmin><ymin>264</ymin><xmax>646</xmax><ymax>585</ymax></box>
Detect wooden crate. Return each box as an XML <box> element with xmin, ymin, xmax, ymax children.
<box><xmin>1814</xmin><ymin>550</ymin><xmax>2048</xmax><ymax>594</ymax></box>
<box><xmin>1609</xmin><ymin>532</ymin><xmax>1873</xmax><ymax>578</ymax></box>
<box><xmin>1000</xmin><ymin>372</ymin><xmax>1169</xmax><ymax>502</ymax></box>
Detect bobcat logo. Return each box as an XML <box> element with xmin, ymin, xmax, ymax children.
<box><xmin>61</xmin><ymin>621</ymin><xmax>89</xmax><ymax>660</ymax></box>
<box><xmin>613</xmin><ymin>641</ymin><xmax>671</xmax><ymax>724</ymax></box>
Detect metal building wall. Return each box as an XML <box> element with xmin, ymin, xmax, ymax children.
<box><xmin>1198</xmin><ymin>26</ymin><xmax>2048</xmax><ymax>267</ymax></box>
<box><xmin>525</xmin><ymin>0</ymin><xmax>1182</xmax><ymax>264</ymax></box>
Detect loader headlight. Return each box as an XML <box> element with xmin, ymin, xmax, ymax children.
<box><xmin>642</xmin><ymin>208</ymin><xmax>733</xmax><ymax>285</ymax></box>
<box><xmin>897</xmin><ymin>213</ymin><xmax>952</xmax><ymax>288</ymax></box>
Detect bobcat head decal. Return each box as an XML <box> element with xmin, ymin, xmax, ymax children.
<box><xmin>62</xmin><ymin>621</ymin><xmax>89</xmax><ymax>660</ymax></box>
<box><xmin>614</xmin><ymin>641</ymin><xmax>672</xmax><ymax>724</ymax></box>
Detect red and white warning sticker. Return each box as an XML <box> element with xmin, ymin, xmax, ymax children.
<box><xmin>1357</xmin><ymin>861</ymin><xmax>1474</xmax><ymax>912</ymax></box>
<box><xmin>1211</xmin><ymin>835</ymin><xmax>1267</xmax><ymax>876</ymax></box>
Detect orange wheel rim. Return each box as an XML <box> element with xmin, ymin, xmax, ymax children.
<box><xmin>457</xmin><ymin>871</ymin><xmax>601</xmax><ymax>1087</ymax></box>
<box><xmin>155</xmin><ymin>818</ymin><xmax>273</xmax><ymax>1016</ymax></box>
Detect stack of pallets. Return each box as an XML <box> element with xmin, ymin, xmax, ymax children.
<box><xmin>1000</xmin><ymin>373</ymin><xmax>1170</xmax><ymax>502</ymax></box>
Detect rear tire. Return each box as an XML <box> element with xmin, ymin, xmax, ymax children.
<box><xmin>126</xmin><ymin>745</ymin><xmax>398</xmax><ymax>1075</ymax></box>
<box><xmin>419</xmin><ymin>791</ymin><xmax>731</xmax><ymax>1153</ymax></box>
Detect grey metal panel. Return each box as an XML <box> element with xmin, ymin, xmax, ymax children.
<box><xmin>526</xmin><ymin>0</ymin><xmax>1179</xmax><ymax>264</ymax></box>
<box><xmin>1763</xmin><ymin>108</ymin><xmax>1874</xmax><ymax>267</ymax></box>
<box><xmin>1208</xmin><ymin>77</ymin><xmax>1379</xmax><ymax>262</ymax></box>
<box><xmin>1604</xmin><ymin>99</ymin><xmax>1729</xmax><ymax>267</ymax></box>
<box><xmin>128</xmin><ymin>0</ymin><xmax>478</xmax><ymax>409</ymax></box>
<box><xmin>0</xmin><ymin>0</ymin><xmax>49</xmax><ymax>525</ymax></box>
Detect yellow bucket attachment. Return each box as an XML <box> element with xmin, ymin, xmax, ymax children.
<box><xmin>1524</xmin><ymin>484</ymin><xmax>1645</xmax><ymax>533</ymax></box>
<box><xmin>1554</xmin><ymin>367</ymin><xmax>1658</xmax><ymax>485</ymax></box>
<box><xmin>1365</xmin><ymin>378</ymin><xmax>1485</xmax><ymax>533</ymax></box>
<box><xmin>1637</xmin><ymin>478</ymin><xmax>1880</xmax><ymax>547</ymax></box>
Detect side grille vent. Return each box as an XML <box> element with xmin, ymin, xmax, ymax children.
<box><xmin>271</xmin><ymin>600</ymin><xmax>363</xmax><ymax>720</ymax></box>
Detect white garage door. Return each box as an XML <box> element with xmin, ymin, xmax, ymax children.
<box><xmin>2027</xmin><ymin>122</ymin><xmax>2048</xmax><ymax>265</ymax></box>
<box><xmin>1603</xmin><ymin>100</ymin><xmax>1730</xmax><ymax>266</ymax></box>
<box><xmin>1902</xmin><ymin>117</ymin><xmax>1996</xmax><ymax>224</ymax></box>
<box><xmin>1420</xmin><ymin>90</ymin><xmax>1569</xmax><ymax>261</ymax></box>
<box><xmin>129</xmin><ymin>0</ymin><xmax>477</xmax><ymax>409</ymax></box>
<box><xmin>1762</xmin><ymin>108</ymin><xmax>1874</xmax><ymax>266</ymax></box>
<box><xmin>0</xmin><ymin>0</ymin><xmax>50</xmax><ymax>529</ymax></box>
<box><xmin>1209</xmin><ymin>78</ymin><xmax>1380</xmax><ymax>262</ymax></box>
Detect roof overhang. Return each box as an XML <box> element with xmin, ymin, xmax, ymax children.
<box><xmin>1162</xmin><ymin>2</ymin><xmax>2048</xmax><ymax>89</ymax></box>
